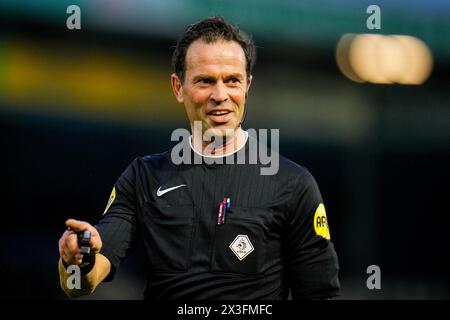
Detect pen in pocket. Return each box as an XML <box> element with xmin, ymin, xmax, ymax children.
<box><xmin>217</xmin><ymin>197</ymin><xmax>231</xmax><ymax>225</ymax></box>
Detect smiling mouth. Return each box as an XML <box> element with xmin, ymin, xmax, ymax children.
<box><xmin>208</xmin><ymin>110</ymin><xmax>231</xmax><ymax>115</ymax></box>
<box><xmin>207</xmin><ymin>110</ymin><xmax>233</xmax><ymax>123</ymax></box>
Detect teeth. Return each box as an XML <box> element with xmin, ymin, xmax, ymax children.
<box><xmin>211</xmin><ymin>111</ymin><xmax>229</xmax><ymax>115</ymax></box>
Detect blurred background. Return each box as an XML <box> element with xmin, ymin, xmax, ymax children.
<box><xmin>1</xmin><ymin>0</ymin><xmax>449</xmax><ymax>299</ymax></box>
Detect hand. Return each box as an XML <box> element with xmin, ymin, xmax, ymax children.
<box><xmin>58</xmin><ymin>219</ymin><xmax>102</xmax><ymax>266</ymax></box>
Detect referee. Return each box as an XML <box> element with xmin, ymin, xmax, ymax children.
<box><xmin>58</xmin><ymin>16</ymin><xmax>340</xmax><ymax>299</ymax></box>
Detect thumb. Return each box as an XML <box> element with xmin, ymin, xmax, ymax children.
<box><xmin>65</xmin><ymin>219</ymin><xmax>92</xmax><ymax>233</ymax></box>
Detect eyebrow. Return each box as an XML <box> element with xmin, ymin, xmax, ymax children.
<box><xmin>192</xmin><ymin>73</ymin><xmax>245</xmax><ymax>83</ymax></box>
<box><xmin>192</xmin><ymin>75</ymin><xmax>215</xmax><ymax>83</ymax></box>
<box><xmin>224</xmin><ymin>73</ymin><xmax>245</xmax><ymax>81</ymax></box>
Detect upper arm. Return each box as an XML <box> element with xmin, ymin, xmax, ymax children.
<box><xmin>95</xmin><ymin>159</ymin><xmax>140</xmax><ymax>281</ymax></box>
<box><xmin>284</xmin><ymin>170</ymin><xmax>340</xmax><ymax>299</ymax></box>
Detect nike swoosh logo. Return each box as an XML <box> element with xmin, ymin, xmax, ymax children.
<box><xmin>156</xmin><ymin>184</ymin><xmax>187</xmax><ymax>197</ymax></box>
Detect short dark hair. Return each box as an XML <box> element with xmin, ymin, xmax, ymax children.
<box><xmin>172</xmin><ymin>16</ymin><xmax>256</xmax><ymax>83</ymax></box>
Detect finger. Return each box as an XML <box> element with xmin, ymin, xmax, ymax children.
<box><xmin>58</xmin><ymin>236</ymin><xmax>65</xmax><ymax>256</ymax></box>
<box><xmin>61</xmin><ymin>238</ymin><xmax>80</xmax><ymax>259</ymax></box>
<box><xmin>59</xmin><ymin>231</ymin><xmax>78</xmax><ymax>256</ymax></box>
<box><xmin>90</xmin><ymin>233</ymin><xmax>102</xmax><ymax>253</ymax></box>
<box><xmin>66</xmin><ymin>236</ymin><xmax>80</xmax><ymax>254</ymax></box>
<box><xmin>62</xmin><ymin>246</ymin><xmax>83</xmax><ymax>266</ymax></box>
<box><xmin>60</xmin><ymin>240</ymin><xmax>70</xmax><ymax>257</ymax></box>
<box><xmin>65</xmin><ymin>219</ymin><xmax>93</xmax><ymax>233</ymax></box>
<box><xmin>65</xmin><ymin>229</ymin><xmax>77</xmax><ymax>237</ymax></box>
<box><xmin>75</xmin><ymin>253</ymin><xmax>83</xmax><ymax>263</ymax></box>
<box><xmin>61</xmin><ymin>245</ymin><xmax>76</xmax><ymax>265</ymax></box>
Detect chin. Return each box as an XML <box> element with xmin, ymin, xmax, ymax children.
<box><xmin>204</xmin><ymin>125</ymin><xmax>237</xmax><ymax>140</ymax></box>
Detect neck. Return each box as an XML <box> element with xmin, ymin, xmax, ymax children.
<box><xmin>191</xmin><ymin>127</ymin><xmax>247</xmax><ymax>157</ymax></box>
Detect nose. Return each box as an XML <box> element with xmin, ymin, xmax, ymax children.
<box><xmin>210</xmin><ymin>82</ymin><xmax>228</xmax><ymax>105</ymax></box>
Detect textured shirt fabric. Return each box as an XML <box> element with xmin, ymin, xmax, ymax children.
<box><xmin>96</xmin><ymin>135</ymin><xmax>340</xmax><ymax>299</ymax></box>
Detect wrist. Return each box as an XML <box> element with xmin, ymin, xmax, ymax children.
<box><xmin>61</xmin><ymin>254</ymin><xmax>96</xmax><ymax>275</ymax></box>
<box><xmin>79</xmin><ymin>254</ymin><xmax>96</xmax><ymax>275</ymax></box>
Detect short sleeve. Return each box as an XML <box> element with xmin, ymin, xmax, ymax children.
<box><xmin>284</xmin><ymin>169</ymin><xmax>340</xmax><ymax>299</ymax></box>
<box><xmin>95</xmin><ymin>159</ymin><xmax>139</xmax><ymax>281</ymax></box>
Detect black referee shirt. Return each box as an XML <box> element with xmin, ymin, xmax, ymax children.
<box><xmin>96</xmin><ymin>134</ymin><xmax>340</xmax><ymax>299</ymax></box>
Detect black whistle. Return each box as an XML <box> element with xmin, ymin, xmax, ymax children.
<box><xmin>78</xmin><ymin>230</ymin><xmax>91</xmax><ymax>255</ymax></box>
<box><xmin>78</xmin><ymin>230</ymin><xmax>95</xmax><ymax>272</ymax></box>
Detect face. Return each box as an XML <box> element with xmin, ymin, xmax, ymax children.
<box><xmin>171</xmin><ymin>39</ymin><xmax>252</xmax><ymax>138</ymax></box>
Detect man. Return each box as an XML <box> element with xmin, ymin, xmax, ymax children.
<box><xmin>58</xmin><ymin>16</ymin><xmax>340</xmax><ymax>299</ymax></box>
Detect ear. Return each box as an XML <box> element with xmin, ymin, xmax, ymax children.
<box><xmin>171</xmin><ymin>73</ymin><xmax>184</xmax><ymax>103</ymax></box>
<box><xmin>246</xmin><ymin>75</ymin><xmax>253</xmax><ymax>96</ymax></box>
